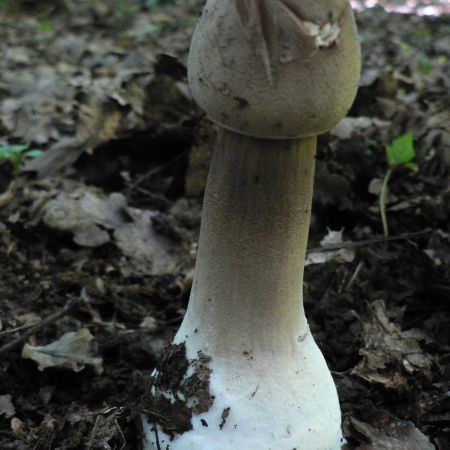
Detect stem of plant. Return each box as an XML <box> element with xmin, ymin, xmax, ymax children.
<box><xmin>380</xmin><ymin>167</ymin><xmax>393</xmax><ymax>237</ymax></box>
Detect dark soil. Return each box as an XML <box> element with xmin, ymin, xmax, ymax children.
<box><xmin>0</xmin><ymin>1</ymin><xmax>449</xmax><ymax>449</ymax></box>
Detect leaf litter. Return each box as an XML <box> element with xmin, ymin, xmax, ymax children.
<box><xmin>22</xmin><ymin>328</ymin><xmax>103</xmax><ymax>374</ymax></box>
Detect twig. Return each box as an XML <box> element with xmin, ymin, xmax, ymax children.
<box><xmin>125</xmin><ymin>150</ymin><xmax>190</xmax><ymax>198</ymax></box>
<box><xmin>379</xmin><ymin>168</ymin><xmax>393</xmax><ymax>237</ymax></box>
<box><xmin>306</xmin><ymin>229</ymin><xmax>431</xmax><ymax>254</ymax></box>
<box><xmin>153</xmin><ymin>421</ymin><xmax>162</xmax><ymax>450</ymax></box>
<box><xmin>0</xmin><ymin>322</ymin><xmax>37</xmax><ymax>336</ymax></box>
<box><xmin>0</xmin><ymin>297</ymin><xmax>82</xmax><ymax>356</ymax></box>
<box><xmin>87</xmin><ymin>415</ymin><xmax>102</xmax><ymax>450</ymax></box>
<box><xmin>114</xmin><ymin>417</ymin><xmax>127</xmax><ymax>450</ymax></box>
<box><xmin>345</xmin><ymin>261</ymin><xmax>363</xmax><ymax>291</ymax></box>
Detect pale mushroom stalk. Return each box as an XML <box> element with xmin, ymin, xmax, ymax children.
<box><xmin>143</xmin><ymin>0</ymin><xmax>360</xmax><ymax>448</ymax></box>
<box><xmin>143</xmin><ymin>131</ymin><xmax>342</xmax><ymax>450</ymax></box>
<box><xmin>182</xmin><ymin>130</ymin><xmax>316</xmax><ymax>357</ymax></box>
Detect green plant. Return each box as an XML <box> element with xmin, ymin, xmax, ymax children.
<box><xmin>144</xmin><ymin>0</ymin><xmax>176</xmax><ymax>7</ymax></box>
<box><xmin>418</xmin><ymin>60</ymin><xmax>433</xmax><ymax>74</ymax></box>
<box><xmin>0</xmin><ymin>143</ymin><xmax>43</xmax><ymax>173</ymax></box>
<box><xmin>0</xmin><ymin>0</ymin><xmax>12</xmax><ymax>12</ymax></box>
<box><xmin>39</xmin><ymin>21</ymin><xmax>52</xmax><ymax>32</ymax></box>
<box><xmin>415</xmin><ymin>27</ymin><xmax>431</xmax><ymax>39</ymax></box>
<box><xmin>379</xmin><ymin>133</ymin><xmax>418</xmax><ymax>237</ymax></box>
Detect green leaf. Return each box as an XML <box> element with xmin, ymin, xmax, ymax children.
<box><xmin>127</xmin><ymin>24</ymin><xmax>160</xmax><ymax>37</ymax></box>
<box><xmin>418</xmin><ymin>60</ymin><xmax>433</xmax><ymax>74</ymax></box>
<box><xmin>386</xmin><ymin>134</ymin><xmax>415</xmax><ymax>169</ymax></box>
<box><xmin>415</xmin><ymin>27</ymin><xmax>431</xmax><ymax>39</ymax></box>
<box><xmin>0</xmin><ymin>144</ymin><xmax>29</xmax><ymax>158</ymax></box>
<box><xmin>24</xmin><ymin>149</ymin><xmax>43</xmax><ymax>159</ymax></box>
<box><xmin>396</xmin><ymin>88</ymin><xmax>407</xmax><ymax>98</ymax></box>
<box><xmin>39</xmin><ymin>21</ymin><xmax>52</xmax><ymax>32</ymax></box>
<box><xmin>0</xmin><ymin>144</ymin><xmax>43</xmax><ymax>171</ymax></box>
<box><xmin>145</xmin><ymin>0</ymin><xmax>175</xmax><ymax>6</ymax></box>
<box><xmin>404</xmin><ymin>161</ymin><xmax>418</xmax><ymax>172</ymax></box>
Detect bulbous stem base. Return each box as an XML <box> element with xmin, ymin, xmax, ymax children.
<box><xmin>143</xmin><ymin>329</ymin><xmax>342</xmax><ymax>450</ymax></box>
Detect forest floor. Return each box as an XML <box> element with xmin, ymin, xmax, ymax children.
<box><xmin>0</xmin><ymin>1</ymin><xmax>449</xmax><ymax>449</ymax></box>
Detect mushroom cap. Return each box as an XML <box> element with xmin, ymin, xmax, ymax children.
<box><xmin>188</xmin><ymin>0</ymin><xmax>361</xmax><ymax>139</ymax></box>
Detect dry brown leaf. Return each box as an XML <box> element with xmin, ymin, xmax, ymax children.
<box><xmin>76</xmin><ymin>95</ymin><xmax>122</xmax><ymax>152</ymax></box>
<box><xmin>331</xmin><ymin>117</ymin><xmax>390</xmax><ymax>140</ymax></box>
<box><xmin>0</xmin><ymin>394</ymin><xmax>16</xmax><ymax>418</ymax></box>
<box><xmin>41</xmin><ymin>186</ymin><xmax>179</xmax><ymax>275</ymax></box>
<box><xmin>305</xmin><ymin>229</ymin><xmax>355</xmax><ymax>266</ymax></box>
<box><xmin>22</xmin><ymin>328</ymin><xmax>103</xmax><ymax>374</ymax></box>
<box><xmin>352</xmin><ymin>299</ymin><xmax>435</xmax><ymax>386</ymax></box>
<box><xmin>346</xmin><ymin>413</ymin><xmax>435</xmax><ymax>450</ymax></box>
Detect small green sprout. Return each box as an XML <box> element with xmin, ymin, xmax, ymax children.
<box><xmin>0</xmin><ymin>143</ymin><xmax>43</xmax><ymax>173</ymax></box>
<box><xmin>39</xmin><ymin>21</ymin><xmax>52</xmax><ymax>32</ymax></box>
<box><xmin>415</xmin><ymin>27</ymin><xmax>431</xmax><ymax>39</ymax></box>
<box><xmin>418</xmin><ymin>60</ymin><xmax>433</xmax><ymax>75</ymax></box>
<box><xmin>126</xmin><ymin>23</ymin><xmax>160</xmax><ymax>37</ymax></box>
<box><xmin>379</xmin><ymin>133</ymin><xmax>418</xmax><ymax>237</ymax></box>
<box><xmin>144</xmin><ymin>0</ymin><xmax>176</xmax><ymax>6</ymax></box>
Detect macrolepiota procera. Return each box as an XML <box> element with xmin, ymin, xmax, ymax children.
<box><xmin>143</xmin><ymin>1</ymin><xmax>361</xmax><ymax>449</ymax></box>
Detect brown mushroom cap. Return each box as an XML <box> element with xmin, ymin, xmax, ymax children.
<box><xmin>188</xmin><ymin>0</ymin><xmax>361</xmax><ymax>139</ymax></box>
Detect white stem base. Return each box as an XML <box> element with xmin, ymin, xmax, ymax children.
<box><xmin>143</xmin><ymin>327</ymin><xmax>342</xmax><ymax>450</ymax></box>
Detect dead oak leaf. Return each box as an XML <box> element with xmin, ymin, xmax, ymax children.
<box><xmin>305</xmin><ymin>229</ymin><xmax>355</xmax><ymax>266</ymax></box>
<box><xmin>0</xmin><ymin>394</ymin><xmax>16</xmax><ymax>418</ymax></box>
<box><xmin>345</xmin><ymin>413</ymin><xmax>435</xmax><ymax>450</ymax></box>
<box><xmin>75</xmin><ymin>94</ymin><xmax>123</xmax><ymax>153</ymax></box>
<box><xmin>22</xmin><ymin>328</ymin><xmax>103</xmax><ymax>374</ymax></box>
<box><xmin>41</xmin><ymin>187</ymin><xmax>179</xmax><ymax>275</ymax></box>
<box><xmin>352</xmin><ymin>299</ymin><xmax>434</xmax><ymax>386</ymax></box>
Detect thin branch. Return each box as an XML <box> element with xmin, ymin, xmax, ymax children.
<box><xmin>306</xmin><ymin>229</ymin><xmax>431</xmax><ymax>254</ymax></box>
<box><xmin>0</xmin><ymin>297</ymin><xmax>83</xmax><ymax>356</ymax></box>
<box><xmin>125</xmin><ymin>150</ymin><xmax>190</xmax><ymax>198</ymax></box>
<box><xmin>86</xmin><ymin>415</ymin><xmax>102</xmax><ymax>450</ymax></box>
<box><xmin>379</xmin><ymin>167</ymin><xmax>393</xmax><ymax>237</ymax></box>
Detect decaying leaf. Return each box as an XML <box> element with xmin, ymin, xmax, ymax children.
<box><xmin>140</xmin><ymin>316</ymin><xmax>158</xmax><ymax>332</ymax></box>
<box><xmin>22</xmin><ymin>137</ymin><xmax>86</xmax><ymax>178</ymax></box>
<box><xmin>0</xmin><ymin>394</ymin><xmax>16</xmax><ymax>418</ymax></box>
<box><xmin>352</xmin><ymin>299</ymin><xmax>434</xmax><ymax>387</ymax></box>
<box><xmin>16</xmin><ymin>312</ymin><xmax>41</xmax><ymax>326</ymax></box>
<box><xmin>114</xmin><ymin>206</ymin><xmax>180</xmax><ymax>275</ymax></box>
<box><xmin>424</xmin><ymin>230</ymin><xmax>450</xmax><ymax>267</ymax></box>
<box><xmin>11</xmin><ymin>417</ymin><xmax>25</xmax><ymax>440</ymax></box>
<box><xmin>305</xmin><ymin>229</ymin><xmax>355</xmax><ymax>266</ymax></box>
<box><xmin>331</xmin><ymin>116</ymin><xmax>390</xmax><ymax>140</ymax></box>
<box><xmin>75</xmin><ymin>94</ymin><xmax>123</xmax><ymax>153</ymax></box>
<box><xmin>60</xmin><ymin>404</ymin><xmax>125</xmax><ymax>449</ymax></box>
<box><xmin>22</xmin><ymin>328</ymin><xmax>103</xmax><ymax>374</ymax></box>
<box><xmin>0</xmin><ymin>70</ymin><xmax>74</xmax><ymax>144</ymax></box>
<box><xmin>41</xmin><ymin>185</ymin><xmax>180</xmax><ymax>275</ymax></box>
<box><xmin>42</xmin><ymin>191</ymin><xmax>112</xmax><ymax>247</ymax></box>
<box><xmin>345</xmin><ymin>412</ymin><xmax>435</xmax><ymax>450</ymax></box>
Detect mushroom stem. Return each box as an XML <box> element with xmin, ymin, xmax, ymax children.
<box><xmin>179</xmin><ymin>128</ymin><xmax>316</xmax><ymax>359</ymax></box>
<box><xmin>143</xmin><ymin>128</ymin><xmax>344</xmax><ymax>449</ymax></box>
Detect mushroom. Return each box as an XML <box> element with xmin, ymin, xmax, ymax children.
<box><xmin>143</xmin><ymin>0</ymin><xmax>360</xmax><ymax>449</ymax></box>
